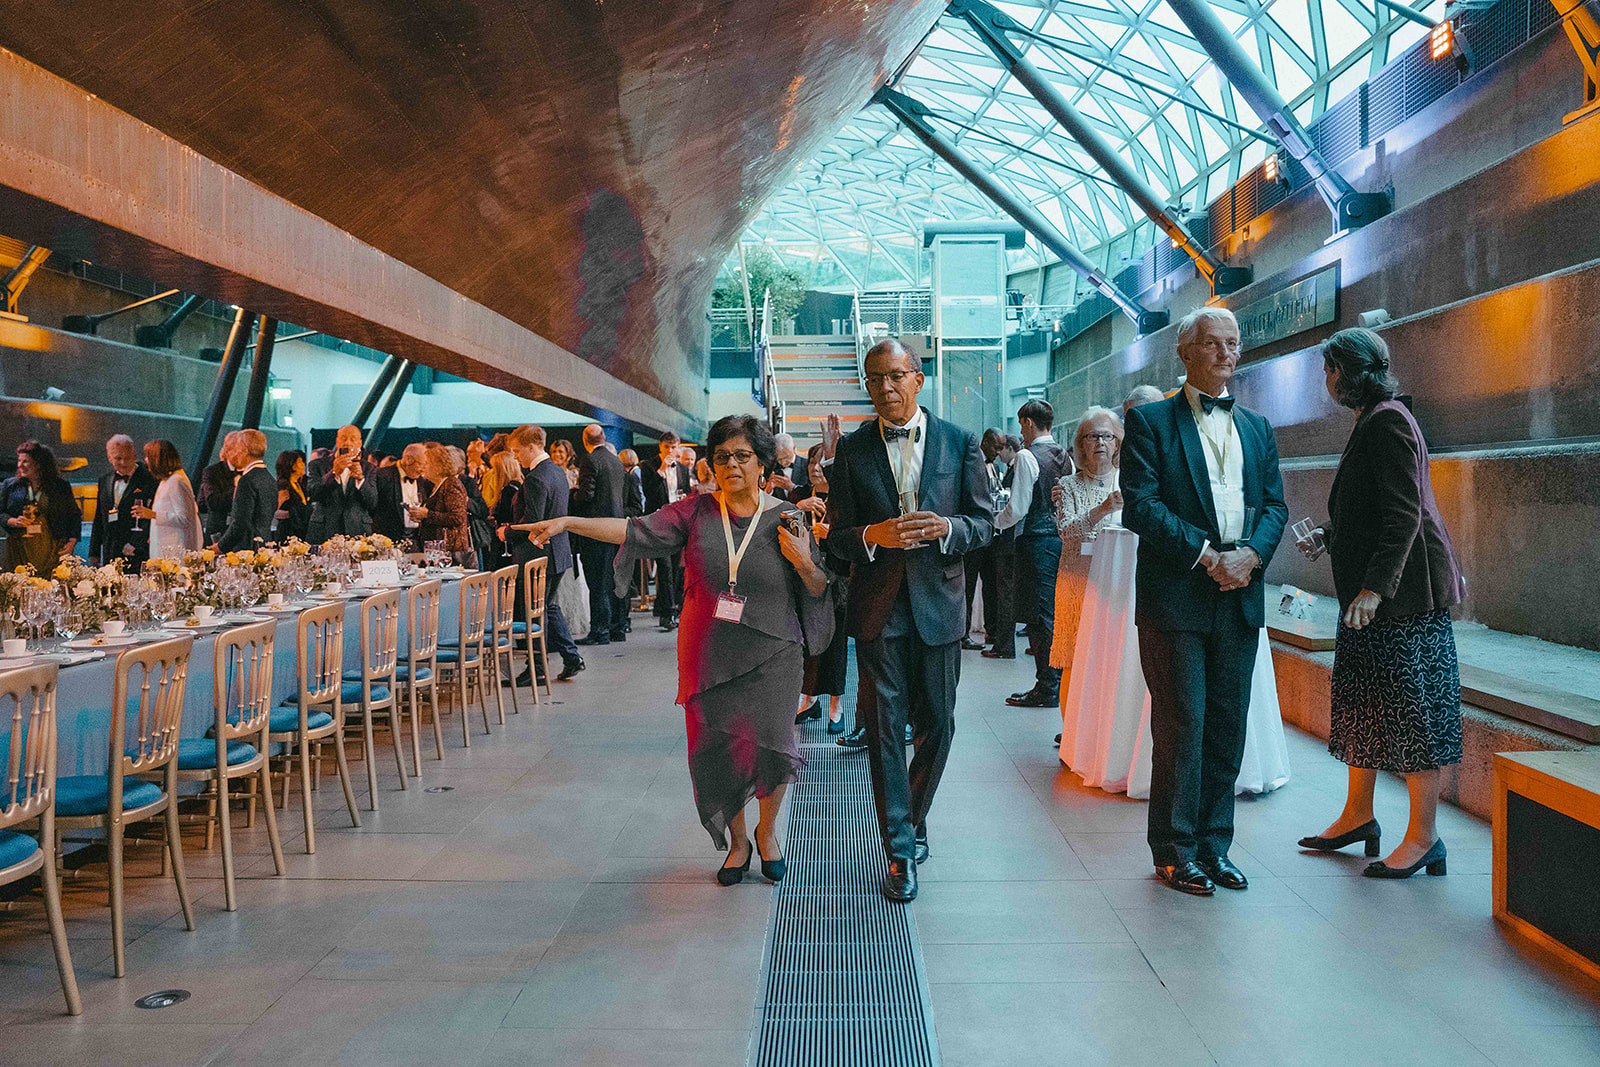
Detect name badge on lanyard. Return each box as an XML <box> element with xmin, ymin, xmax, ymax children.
<box><xmin>716</xmin><ymin>493</ymin><xmax>769</xmax><ymax>626</ymax></box>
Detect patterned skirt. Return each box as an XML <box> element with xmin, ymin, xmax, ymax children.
<box><xmin>1329</xmin><ymin>608</ymin><xmax>1462</xmax><ymax>773</ymax></box>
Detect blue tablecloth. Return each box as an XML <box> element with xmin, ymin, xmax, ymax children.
<box><xmin>19</xmin><ymin>577</ymin><xmax>466</xmax><ymax>778</ymax></box>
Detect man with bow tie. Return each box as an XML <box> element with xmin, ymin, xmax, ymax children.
<box><xmin>375</xmin><ymin>443</ymin><xmax>432</xmax><ymax>548</ymax></box>
<box><xmin>88</xmin><ymin>434</ymin><xmax>158</xmax><ymax>568</ymax></box>
<box><xmin>307</xmin><ymin>424</ymin><xmax>379</xmax><ymax>544</ymax></box>
<box><xmin>826</xmin><ymin>338</ymin><xmax>994</xmax><ymax>902</ymax></box>
<box><xmin>1121</xmin><ymin>306</ymin><xmax>1287</xmax><ymax>897</ymax></box>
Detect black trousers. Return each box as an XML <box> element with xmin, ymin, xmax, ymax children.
<box><xmin>652</xmin><ymin>553</ymin><xmax>683</xmax><ymax>621</ymax></box>
<box><xmin>579</xmin><ymin>539</ymin><xmax>624</xmax><ymax>639</ymax></box>
<box><xmin>1019</xmin><ymin>534</ymin><xmax>1062</xmax><ymax>697</ymax></box>
<box><xmin>857</xmin><ymin>594</ymin><xmax>959</xmax><ymax>861</ymax></box>
<box><xmin>979</xmin><ymin>536</ymin><xmax>1016</xmax><ymax>653</ymax></box>
<box><xmin>1138</xmin><ymin>623</ymin><xmax>1258</xmax><ymax>866</ymax></box>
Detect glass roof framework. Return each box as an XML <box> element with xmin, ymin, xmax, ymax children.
<box><xmin>733</xmin><ymin>0</ymin><xmax>1444</xmax><ymax>299</ymax></box>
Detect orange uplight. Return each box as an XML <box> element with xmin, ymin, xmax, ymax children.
<box><xmin>1263</xmin><ymin>153</ymin><xmax>1279</xmax><ymax>183</ymax></box>
<box><xmin>1431</xmin><ymin>22</ymin><xmax>1453</xmax><ymax>60</ymax></box>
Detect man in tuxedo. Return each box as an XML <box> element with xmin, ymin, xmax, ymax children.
<box><xmin>217</xmin><ymin>430</ymin><xmax>277</xmax><ymax>551</ymax></box>
<box><xmin>374</xmin><ymin>443</ymin><xmax>431</xmax><ymax>547</ymax></box>
<box><xmin>618</xmin><ymin>449</ymin><xmax>646</xmax><ymax>518</ymax></box>
<box><xmin>198</xmin><ymin>448</ymin><xmax>237</xmax><ymax>547</ymax></box>
<box><xmin>1121</xmin><ymin>306</ymin><xmax>1287</xmax><ymax>897</ymax></box>
<box><xmin>961</xmin><ymin>429</ymin><xmax>1004</xmax><ymax>651</ymax></box>
<box><xmin>641</xmin><ymin>433</ymin><xmax>692</xmax><ymax>631</ymax></box>
<box><xmin>827</xmin><ymin>339</ymin><xmax>995</xmax><ymax>902</ymax></box>
<box><xmin>307</xmin><ymin>424</ymin><xmax>379</xmax><ymax>544</ymax></box>
<box><xmin>88</xmin><ymin>434</ymin><xmax>158</xmax><ymax>569</ymax></box>
<box><xmin>767</xmin><ymin>433</ymin><xmax>808</xmax><ymax>501</ymax></box>
<box><xmin>504</xmin><ymin>424</ymin><xmax>583</xmax><ymax>682</ymax></box>
<box><xmin>1006</xmin><ymin>400</ymin><xmax>1073</xmax><ymax>709</ymax></box>
<box><xmin>570</xmin><ymin>424</ymin><xmax>628</xmax><ymax>644</ymax></box>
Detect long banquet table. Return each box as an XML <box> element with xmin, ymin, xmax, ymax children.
<box><xmin>20</xmin><ymin>575</ymin><xmax>468</xmax><ymax>779</ymax></box>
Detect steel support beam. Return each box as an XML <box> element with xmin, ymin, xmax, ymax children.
<box><xmin>366</xmin><ymin>360</ymin><xmax>418</xmax><ymax>453</ymax></box>
<box><xmin>189</xmin><ymin>306</ymin><xmax>254</xmax><ymax>485</ymax></box>
<box><xmin>61</xmin><ymin>287</ymin><xmax>180</xmax><ymax>335</ymax></box>
<box><xmin>1163</xmin><ymin>0</ymin><xmax>1391</xmax><ymax>231</ymax></box>
<box><xmin>950</xmin><ymin>0</ymin><xmax>1251</xmax><ymax>295</ymax></box>
<box><xmin>240</xmin><ymin>316</ymin><xmax>278</xmax><ymax>431</ymax></box>
<box><xmin>134</xmin><ymin>294</ymin><xmax>203</xmax><ymax>348</ymax></box>
<box><xmin>1</xmin><ymin>245</ymin><xmax>50</xmax><ymax>316</ymax></box>
<box><xmin>875</xmin><ymin>87</ymin><xmax>1167</xmax><ymax>333</ymax></box>
<box><xmin>349</xmin><ymin>355</ymin><xmax>403</xmax><ymax>431</ymax></box>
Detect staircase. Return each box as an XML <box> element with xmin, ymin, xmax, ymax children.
<box><xmin>768</xmin><ymin>334</ymin><xmax>875</xmax><ymax>451</ymax></box>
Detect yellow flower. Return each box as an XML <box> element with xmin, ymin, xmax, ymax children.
<box><xmin>52</xmin><ymin>562</ymin><xmax>72</xmax><ymax>581</ymax></box>
<box><xmin>200</xmin><ymin>550</ymin><xmax>216</xmax><ymax>564</ymax></box>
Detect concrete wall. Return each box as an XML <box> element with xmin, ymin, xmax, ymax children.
<box><xmin>1046</xmin><ymin>27</ymin><xmax>1600</xmax><ymax>650</ymax></box>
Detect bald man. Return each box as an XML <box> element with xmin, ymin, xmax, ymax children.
<box><xmin>570</xmin><ymin>423</ymin><xmax>629</xmax><ymax>643</ymax></box>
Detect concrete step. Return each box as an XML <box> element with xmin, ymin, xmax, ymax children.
<box><xmin>775</xmin><ymin>385</ymin><xmax>872</xmax><ymax>403</ymax></box>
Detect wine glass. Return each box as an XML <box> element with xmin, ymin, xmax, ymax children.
<box><xmin>149</xmin><ymin>586</ymin><xmax>174</xmax><ymax>631</ymax></box>
<box><xmin>56</xmin><ymin>603</ymin><xmax>83</xmax><ymax>651</ymax></box>
<box><xmin>20</xmin><ymin>589</ymin><xmax>51</xmax><ymax>650</ymax></box>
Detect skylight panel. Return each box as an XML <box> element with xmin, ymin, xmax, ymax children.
<box><xmin>1079</xmin><ymin>15</ymin><xmax>1131</xmax><ymax>49</ymax></box>
<box><xmin>1119</xmin><ymin>33</ymin><xmax>1167</xmax><ymax>74</ymax></box>
<box><xmin>1268</xmin><ymin>0</ymin><xmax>1315</xmax><ymax>54</ymax></box>
<box><xmin>1159</xmin><ymin>37</ymin><xmax>1208</xmax><ymax>78</ymax></box>
<box><xmin>1270</xmin><ymin>39</ymin><xmax>1313</xmax><ymax>99</ymax></box>
<box><xmin>1324</xmin><ymin>59</ymin><xmax>1368</xmax><ymax>111</ymax></box>
<box><xmin>1322</xmin><ymin>0</ymin><xmax>1373</xmax><ymax>65</ymax></box>
<box><xmin>1386</xmin><ymin>17</ymin><xmax>1429</xmax><ymax>58</ymax></box>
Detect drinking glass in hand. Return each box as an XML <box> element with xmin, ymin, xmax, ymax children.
<box><xmin>1291</xmin><ymin>518</ymin><xmax>1326</xmax><ymax>561</ymax></box>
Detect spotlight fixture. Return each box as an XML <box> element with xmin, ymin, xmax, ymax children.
<box><xmin>1358</xmin><ymin>308</ymin><xmax>1392</xmax><ymax>328</ymax></box>
<box><xmin>42</xmin><ymin>386</ymin><xmax>65</xmax><ymax>401</ymax></box>
<box><xmin>1263</xmin><ymin>153</ymin><xmax>1280</xmax><ymax>184</ymax></box>
<box><xmin>1430</xmin><ymin>22</ymin><xmax>1453</xmax><ymax>60</ymax></box>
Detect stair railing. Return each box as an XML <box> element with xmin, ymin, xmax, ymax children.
<box><xmin>754</xmin><ymin>288</ymin><xmax>783</xmax><ymax>433</ymax></box>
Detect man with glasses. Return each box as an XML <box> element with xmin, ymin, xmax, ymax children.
<box><xmin>1121</xmin><ymin>306</ymin><xmax>1287</xmax><ymax>897</ymax></box>
<box><xmin>1006</xmin><ymin>399</ymin><xmax>1073</xmax><ymax>709</ymax></box>
<box><xmin>826</xmin><ymin>339</ymin><xmax>995</xmax><ymax>902</ymax></box>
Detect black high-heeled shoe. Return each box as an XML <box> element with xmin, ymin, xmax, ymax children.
<box><xmin>795</xmin><ymin>700</ymin><xmax>821</xmax><ymax>724</ymax></box>
<box><xmin>717</xmin><ymin>840</ymin><xmax>753</xmax><ymax>886</ymax></box>
<box><xmin>1364</xmin><ymin>838</ymin><xmax>1447</xmax><ymax>879</ymax></box>
<box><xmin>757</xmin><ymin>841</ymin><xmax>786</xmax><ymax>883</ymax></box>
<box><xmin>1298</xmin><ymin>819</ymin><xmax>1382</xmax><ymax>857</ymax></box>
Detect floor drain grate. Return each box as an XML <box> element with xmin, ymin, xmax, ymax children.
<box><xmin>751</xmin><ymin>716</ymin><xmax>940</xmax><ymax>1066</ymax></box>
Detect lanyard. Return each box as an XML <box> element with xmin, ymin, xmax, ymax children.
<box><xmin>1191</xmin><ymin>396</ymin><xmax>1235</xmax><ymax>487</ymax></box>
<box><xmin>717</xmin><ymin>493</ymin><xmax>769</xmax><ymax>593</ymax></box>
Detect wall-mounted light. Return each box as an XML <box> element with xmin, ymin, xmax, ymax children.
<box><xmin>1430</xmin><ymin>22</ymin><xmax>1453</xmax><ymax>61</ymax></box>
<box><xmin>1263</xmin><ymin>153</ymin><xmax>1280</xmax><ymax>184</ymax></box>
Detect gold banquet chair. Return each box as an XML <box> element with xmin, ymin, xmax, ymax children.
<box><xmin>55</xmin><ymin>636</ymin><xmax>197</xmax><ymax>978</ymax></box>
<box><xmin>397</xmin><ymin>579</ymin><xmax>444</xmax><ymax>771</ymax></box>
<box><xmin>435</xmin><ymin>571</ymin><xmax>494</xmax><ymax>747</ymax></box>
<box><xmin>176</xmin><ymin>619</ymin><xmax>285</xmax><ymax>911</ymax></box>
<box><xmin>519</xmin><ymin>557</ymin><xmax>552</xmax><ymax>704</ymax></box>
<box><xmin>488</xmin><ymin>564</ymin><xmax>521</xmax><ymax>721</ymax></box>
<box><xmin>340</xmin><ymin>588</ymin><xmax>405</xmax><ymax>808</ymax></box>
<box><xmin>272</xmin><ymin>601</ymin><xmax>360</xmax><ymax>854</ymax></box>
<box><xmin>0</xmin><ymin>663</ymin><xmax>81</xmax><ymax>1014</ymax></box>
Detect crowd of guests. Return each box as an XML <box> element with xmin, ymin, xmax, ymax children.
<box><xmin>0</xmin><ymin>308</ymin><xmax>1467</xmax><ymax>900</ymax></box>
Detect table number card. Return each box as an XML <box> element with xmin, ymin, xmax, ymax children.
<box><xmin>360</xmin><ymin>560</ymin><xmax>402</xmax><ymax>586</ymax></box>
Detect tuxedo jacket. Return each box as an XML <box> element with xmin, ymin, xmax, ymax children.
<box><xmin>218</xmin><ymin>466</ymin><xmax>278</xmax><ymax>551</ymax></box>
<box><xmin>642</xmin><ymin>463</ymin><xmax>693</xmax><ymax>513</ymax></box>
<box><xmin>826</xmin><ymin>409</ymin><xmax>995</xmax><ymax>646</ymax></box>
<box><xmin>373</xmin><ymin>465</ymin><xmax>433</xmax><ymax>543</ymax></box>
<box><xmin>572</xmin><ymin>447</ymin><xmax>626</xmax><ymax>520</ymax></box>
<box><xmin>306</xmin><ymin>455</ymin><xmax>379</xmax><ymax>542</ymax></box>
<box><xmin>623</xmin><ymin>468</ymin><xmax>645</xmax><ymax>518</ymax></box>
<box><xmin>198</xmin><ymin>461</ymin><xmax>236</xmax><ymax>545</ymax></box>
<box><xmin>508</xmin><ymin>458</ymin><xmax>573</xmax><ymax>575</ymax></box>
<box><xmin>1121</xmin><ymin>392</ymin><xmax>1287</xmax><ymax>632</ymax></box>
<box><xmin>89</xmin><ymin>465</ymin><xmax>158</xmax><ymax>566</ymax></box>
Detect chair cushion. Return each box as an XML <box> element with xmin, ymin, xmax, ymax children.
<box><xmin>56</xmin><ymin>775</ymin><xmax>164</xmax><ymax>817</ymax></box>
<box><xmin>175</xmin><ymin>738</ymin><xmax>259</xmax><ymax>771</ymax></box>
<box><xmin>434</xmin><ymin>647</ymin><xmax>461</xmax><ymax>663</ymax></box>
<box><xmin>0</xmin><ymin>828</ymin><xmax>40</xmax><ymax>873</ymax></box>
<box><xmin>268</xmin><ymin>708</ymin><xmax>335</xmax><ymax>734</ymax></box>
<box><xmin>510</xmin><ymin>621</ymin><xmax>529</xmax><ymax>634</ymax></box>
<box><xmin>393</xmin><ymin>664</ymin><xmax>432</xmax><ymax>682</ymax></box>
<box><xmin>340</xmin><ymin>681</ymin><xmax>391</xmax><ymax>704</ymax></box>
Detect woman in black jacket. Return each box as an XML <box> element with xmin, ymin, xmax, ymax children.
<box><xmin>2</xmin><ymin>440</ymin><xmax>82</xmax><ymax>571</ymax></box>
<box><xmin>792</xmin><ymin>443</ymin><xmax>850</xmax><ymax>734</ymax></box>
<box><xmin>275</xmin><ymin>450</ymin><xmax>312</xmax><ymax>542</ymax></box>
<box><xmin>1295</xmin><ymin>328</ymin><xmax>1466</xmax><ymax>879</ymax></box>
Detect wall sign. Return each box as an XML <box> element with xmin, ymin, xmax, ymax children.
<box><xmin>1236</xmin><ymin>264</ymin><xmax>1340</xmax><ymax>352</ymax></box>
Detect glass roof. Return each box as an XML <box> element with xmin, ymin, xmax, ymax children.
<box><xmin>732</xmin><ymin>0</ymin><xmax>1443</xmax><ymax>296</ymax></box>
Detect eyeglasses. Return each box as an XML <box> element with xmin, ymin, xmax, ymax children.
<box><xmin>1078</xmin><ymin>432</ymin><xmax>1118</xmax><ymax>443</ymax></box>
<box><xmin>711</xmin><ymin>450</ymin><xmax>757</xmax><ymax>467</ymax></box>
<box><xmin>864</xmin><ymin>370</ymin><xmax>917</xmax><ymax>387</ymax></box>
<box><xmin>1196</xmin><ymin>337</ymin><xmax>1241</xmax><ymax>353</ymax></box>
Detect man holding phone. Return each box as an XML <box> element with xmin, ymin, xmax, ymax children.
<box><xmin>307</xmin><ymin>424</ymin><xmax>379</xmax><ymax>544</ymax></box>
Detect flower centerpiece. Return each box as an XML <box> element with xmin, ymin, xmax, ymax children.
<box><xmin>51</xmin><ymin>558</ymin><xmax>126</xmax><ymax>630</ymax></box>
<box><xmin>0</xmin><ymin>566</ymin><xmax>56</xmax><ymax>640</ymax></box>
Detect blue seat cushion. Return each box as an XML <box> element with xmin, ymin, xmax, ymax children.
<box><xmin>175</xmin><ymin>738</ymin><xmax>259</xmax><ymax>771</ymax></box>
<box><xmin>340</xmin><ymin>681</ymin><xmax>390</xmax><ymax>704</ymax></box>
<box><xmin>56</xmin><ymin>775</ymin><xmax>164</xmax><ymax>817</ymax></box>
<box><xmin>510</xmin><ymin>621</ymin><xmax>529</xmax><ymax>634</ymax></box>
<box><xmin>434</xmin><ymin>647</ymin><xmax>461</xmax><ymax>663</ymax></box>
<box><xmin>393</xmin><ymin>664</ymin><xmax>432</xmax><ymax>682</ymax></box>
<box><xmin>0</xmin><ymin>828</ymin><xmax>40</xmax><ymax>872</ymax></box>
<box><xmin>268</xmin><ymin>708</ymin><xmax>334</xmax><ymax>734</ymax></box>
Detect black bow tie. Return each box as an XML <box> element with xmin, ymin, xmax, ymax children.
<box><xmin>403</xmin><ymin>477</ymin><xmax>415</xmax><ymax>485</ymax></box>
<box><xmin>1197</xmin><ymin>393</ymin><xmax>1235</xmax><ymax>415</ymax></box>
<box><xmin>883</xmin><ymin>425</ymin><xmax>917</xmax><ymax>442</ymax></box>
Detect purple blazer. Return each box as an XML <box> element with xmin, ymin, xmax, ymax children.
<box><xmin>1327</xmin><ymin>398</ymin><xmax>1464</xmax><ymax>618</ymax></box>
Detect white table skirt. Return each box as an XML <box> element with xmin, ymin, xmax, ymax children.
<box><xmin>1058</xmin><ymin>527</ymin><xmax>1291</xmax><ymax>799</ymax></box>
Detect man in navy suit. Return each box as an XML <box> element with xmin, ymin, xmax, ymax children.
<box><xmin>827</xmin><ymin>339</ymin><xmax>995</xmax><ymax>902</ymax></box>
<box><xmin>505</xmin><ymin>424</ymin><xmax>584</xmax><ymax>683</ymax></box>
<box><xmin>1121</xmin><ymin>307</ymin><xmax>1287</xmax><ymax>897</ymax></box>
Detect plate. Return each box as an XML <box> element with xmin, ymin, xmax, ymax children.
<box><xmin>170</xmin><ymin>618</ymin><xmax>225</xmax><ymax>631</ymax></box>
<box><xmin>220</xmin><ymin>614</ymin><xmax>258</xmax><ymax>625</ymax></box>
<box><xmin>0</xmin><ymin>653</ymin><xmax>39</xmax><ymax>667</ymax></box>
<box><xmin>67</xmin><ymin>635</ymin><xmax>138</xmax><ymax>649</ymax></box>
<box><xmin>249</xmin><ymin>602</ymin><xmax>309</xmax><ymax>615</ymax></box>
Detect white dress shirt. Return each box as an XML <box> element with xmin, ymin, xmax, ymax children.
<box><xmin>1184</xmin><ymin>383</ymin><xmax>1247</xmax><ymax>562</ymax></box>
<box><xmin>661</xmin><ymin>462</ymin><xmax>683</xmax><ymax>504</ymax></box>
<box><xmin>400</xmin><ymin>475</ymin><xmax>421</xmax><ymax>528</ymax></box>
<box><xmin>994</xmin><ymin>446</ymin><xmax>1039</xmax><ymax>533</ymax></box>
<box><xmin>863</xmin><ymin>407</ymin><xmax>954</xmax><ymax>557</ymax></box>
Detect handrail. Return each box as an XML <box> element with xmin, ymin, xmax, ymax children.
<box><xmin>853</xmin><ymin>291</ymin><xmax>867</xmax><ymax>391</ymax></box>
<box><xmin>755</xmin><ymin>288</ymin><xmax>783</xmax><ymax>433</ymax></box>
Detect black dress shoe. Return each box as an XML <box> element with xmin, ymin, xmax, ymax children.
<box><xmin>576</xmin><ymin>634</ymin><xmax>610</xmax><ymax>646</ymax></box>
<box><xmin>757</xmin><ymin>843</ymin><xmax>786</xmax><ymax>883</ymax></box>
<box><xmin>610</xmin><ymin>631</ymin><xmax>627</xmax><ymax>643</ymax></box>
<box><xmin>1006</xmin><ymin>688</ymin><xmax>1055</xmax><ymax>708</ymax></box>
<box><xmin>658</xmin><ymin>618</ymin><xmax>676</xmax><ymax>632</ymax></box>
<box><xmin>881</xmin><ymin>858</ymin><xmax>917</xmax><ymax>902</ymax></box>
<box><xmin>717</xmin><ymin>840</ymin><xmax>753</xmax><ymax>886</ymax></box>
<box><xmin>827</xmin><ymin>715</ymin><xmax>848</xmax><ymax>735</ymax></box>
<box><xmin>1155</xmin><ymin>861</ymin><xmax>1215</xmax><ymax>896</ymax></box>
<box><xmin>913</xmin><ymin>827</ymin><xmax>929</xmax><ymax>864</ymax></box>
<box><xmin>556</xmin><ymin>658</ymin><xmax>585</xmax><ymax>681</ymax></box>
<box><xmin>981</xmin><ymin>648</ymin><xmax>1016</xmax><ymax>659</ymax></box>
<box><xmin>1198</xmin><ymin>855</ymin><xmax>1248</xmax><ymax>891</ymax></box>
<box><xmin>1363</xmin><ymin>838</ymin><xmax>1447</xmax><ymax>879</ymax></box>
<box><xmin>795</xmin><ymin>700</ymin><xmax>822</xmax><ymax>724</ymax></box>
<box><xmin>836</xmin><ymin>726</ymin><xmax>869</xmax><ymax>751</ymax></box>
<box><xmin>1053</xmin><ymin>732</ymin><xmax>1062</xmax><ymax>745</ymax></box>
<box><xmin>1298</xmin><ymin>819</ymin><xmax>1382</xmax><ymax>857</ymax></box>
<box><xmin>961</xmin><ymin>638</ymin><xmax>985</xmax><ymax>651</ymax></box>
<box><xmin>506</xmin><ymin>669</ymin><xmax>532</xmax><ymax>688</ymax></box>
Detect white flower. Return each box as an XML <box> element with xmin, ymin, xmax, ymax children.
<box><xmin>73</xmin><ymin>579</ymin><xmax>96</xmax><ymax>598</ymax></box>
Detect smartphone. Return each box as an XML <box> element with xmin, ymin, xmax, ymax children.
<box><xmin>781</xmin><ymin>511</ymin><xmax>810</xmax><ymax>537</ymax></box>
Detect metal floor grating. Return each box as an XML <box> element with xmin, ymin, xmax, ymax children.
<box><xmin>750</xmin><ymin>718</ymin><xmax>940</xmax><ymax>1067</ymax></box>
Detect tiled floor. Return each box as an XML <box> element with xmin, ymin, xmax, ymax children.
<box><xmin>1</xmin><ymin>625</ymin><xmax>1596</xmax><ymax>1066</ymax></box>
